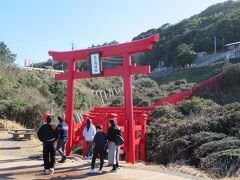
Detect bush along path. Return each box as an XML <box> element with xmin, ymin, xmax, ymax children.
<box><xmin>147</xmin><ymin>64</ymin><xmax>240</xmax><ymax>178</ymax></box>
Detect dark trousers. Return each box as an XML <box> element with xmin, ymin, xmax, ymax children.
<box><xmin>86</xmin><ymin>141</ymin><xmax>93</xmax><ymax>157</ymax></box>
<box><xmin>56</xmin><ymin>139</ymin><xmax>67</xmax><ymax>159</ymax></box>
<box><xmin>91</xmin><ymin>148</ymin><xmax>104</xmax><ymax>170</ymax></box>
<box><xmin>43</xmin><ymin>141</ymin><xmax>56</xmax><ymax>170</ymax></box>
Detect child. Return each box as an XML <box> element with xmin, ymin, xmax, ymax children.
<box><xmin>88</xmin><ymin>125</ymin><xmax>107</xmax><ymax>174</ymax></box>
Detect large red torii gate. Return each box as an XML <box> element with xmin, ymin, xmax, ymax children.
<box><xmin>49</xmin><ymin>34</ymin><xmax>159</xmax><ymax>164</ymax></box>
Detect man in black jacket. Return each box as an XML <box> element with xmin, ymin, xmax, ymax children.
<box><xmin>37</xmin><ymin>116</ymin><xmax>59</xmax><ymax>175</ymax></box>
<box><xmin>88</xmin><ymin>125</ymin><xmax>107</xmax><ymax>174</ymax></box>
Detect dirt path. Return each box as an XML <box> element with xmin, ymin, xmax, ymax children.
<box><xmin>0</xmin><ymin>130</ymin><xmax>209</xmax><ymax>180</ymax></box>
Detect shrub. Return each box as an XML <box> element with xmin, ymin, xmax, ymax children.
<box><xmin>168</xmin><ymin>132</ymin><xmax>227</xmax><ymax>164</ymax></box>
<box><xmin>178</xmin><ymin>96</ymin><xmax>218</xmax><ymax>115</ymax></box>
<box><xmin>74</xmin><ymin>89</ymin><xmax>102</xmax><ymax>111</ymax></box>
<box><xmin>133</xmin><ymin>97</ymin><xmax>151</xmax><ymax>107</ymax></box>
<box><xmin>167</xmin><ymin>103</ymin><xmax>240</xmax><ymax>139</ymax></box>
<box><xmin>134</xmin><ymin>77</ymin><xmax>158</xmax><ymax>88</ymax></box>
<box><xmin>151</xmin><ymin>105</ymin><xmax>183</xmax><ymax>120</ymax></box>
<box><xmin>195</xmin><ymin>64</ymin><xmax>240</xmax><ymax>105</ymax></box>
<box><xmin>175</xmin><ymin>79</ymin><xmax>187</xmax><ymax>85</ymax></box>
<box><xmin>0</xmin><ymin>98</ymin><xmax>43</xmax><ymax>129</ymax></box>
<box><xmin>48</xmin><ymin>81</ymin><xmax>66</xmax><ymax>108</ymax></box>
<box><xmin>147</xmin><ymin>98</ymin><xmax>240</xmax><ymax>177</ymax></box>
<box><xmin>200</xmin><ymin>149</ymin><xmax>240</xmax><ymax>177</ymax></box>
<box><xmin>221</xmin><ymin>64</ymin><xmax>240</xmax><ymax>89</ymax></box>
<box><xmin>195</xmin><ymin>138</ymin><xmax>240</xmax><ymax>159</ymax></box>
<box><xmin>110</xmin><ymin>97</ymin><xmax>123</xmax><ymax>107</ymax></box>
<box><xmin>18</xmin><ymin>71</ymin><xmax>41</xmax><ymax>88</ymax></box>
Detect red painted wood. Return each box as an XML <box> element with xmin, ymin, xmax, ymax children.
<box><xmin>65</xmin><ymin>60</ymin><xmax>76</xmax><ymax>156</ymax></box>
<box><xmin>55</xmin><ymin>65</ymin><xmax>150</xmax><ymax>81</ymax></box>
<box><xmin>122</xmin><ymin>53</ymin><xmax>135</xmax><ymax>163</ymax></box>
<box><xmin>49</xmin><ymin>34</ymin><xmax>160</xmax><ymax>164</ymax></box>
<box><xmin>49</xmin><ymin>35</ymin><xmax>159</xmax><ymax>62</ymax></box>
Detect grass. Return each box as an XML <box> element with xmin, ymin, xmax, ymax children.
<box><xmin>0</xmin><ymin>118</ymin><xmax>23</xmax><ymax>130</ymax></box>
<box><xmin>151</xmin><ymin>62</ymin><xmax>224</xmax><ymax>85</ymax></box>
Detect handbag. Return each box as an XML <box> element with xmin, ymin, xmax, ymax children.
<box><xmin>115</xmin><ymin>127</ymin><xmax>124</xmax><ymax>146</ymax></box>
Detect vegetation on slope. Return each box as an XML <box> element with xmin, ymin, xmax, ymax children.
<box><xmin>147</xmin><ymin>63</ymin><xmax>240</xmax><ymax>177</ymax></box>
<box><xmin>0</xmin><ymin>43</ymin><xmax>105</xmax><ymax>128</ymax></box>
<box><xmin>111</xmin><ymin>61</ymin><xmax>224</xmax><ymax>107</ymax></box>
<box><xmin>195</xmin><ymin>63</ymin><xmax>240</xmax><ymax>104</ymax></box>
<box><xmin>1</xmin><ymin>2</ymin><xmax>240</xmax><ymax>176</ymax></box>
<box><xmin>151</xmin><ymin>61</ymin><xmax>224</xmax><ymax>84</ymax></box>
<box><xmin>133</xmin><ymin>1</ymin><xmax>240</xmax><ymax>68</ymax></box>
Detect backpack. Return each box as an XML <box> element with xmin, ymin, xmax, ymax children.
<box><xmin>115</xmin><ymin>127</ymin><xmax>124</xmax><ymax>146</ymax></box>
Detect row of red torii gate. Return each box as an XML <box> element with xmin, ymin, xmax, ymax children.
<box><xmin>47</xmin><ymin>33</ymin><xmax>222</xmax><ymax>164</ymax></box>
<box><xmin>47</xmin><ymin>34</ymin><xmax>160</xmax><ymax>164</ymax></box>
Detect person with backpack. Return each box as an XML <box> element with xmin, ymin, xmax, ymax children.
<box><xmin>107</xmin><ymin>119</ymin><xmax>124</xmax><ymax>172</ymax></box>
<box><xmin>88</xmin><ymin>125</ymin><xmax>107</xmax><ymax>174</ymax></box>
<box><xmin>56</xmin><ymin>116</ymin><xmax>68</xmax><ymax>163</ymax></box>
<box><xmin>37</xmin><ymin>116</ymin><xmax>59</xmax><ymax>175</ymax></box>
<box><xmin>83</xmin><ymin>118</ymin><xmax>96</xmax><ymax>159</ymax></box>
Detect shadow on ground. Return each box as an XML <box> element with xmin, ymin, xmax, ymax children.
<box><xmin>0</xmin><ymin>158</ymin><xmax>95</xmax><ymax>180</ymax></box>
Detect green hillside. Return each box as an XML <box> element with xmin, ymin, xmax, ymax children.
<box><xmin>151</xmin><ymin>61</ymin><xmax>224</xmax><ymax>84</ymax></box>
<box><xmin>195</xmin><ymin>63</ymin><xmax>240</xmax><ymax>104</ymax></box>
<box><xmin>1</xmin><ymin>1</ymin><xmax>240</xmax><ymax>177</ymax></box>
<box><xmin>133</xmin><ymin>0</ymin><xmax>240</xmax><ymax>68</ymax></box>
<box><xmin>0</xmin><ymin>42</ymin><xmax>230</xmax><ymax>130</ymax></box>
<box><xmin>147</xmin><ymin>63</ymin><xmax>240</xmax><ymax>178</ymax></box>
<box><xmin>0</xmin><ymin>61</ymin><xmax>107</xmax><ymax>128</ymax></box>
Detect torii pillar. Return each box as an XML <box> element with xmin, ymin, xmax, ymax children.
<box><xmin>49</xmin><ymin>34</ymin><xmax>160</xmax><ymax>164</ymax></box>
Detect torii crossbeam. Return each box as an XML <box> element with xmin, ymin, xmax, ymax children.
<box><xmin>49</xmin><ymin>34</ymin><xmax>159</xmax><ymax>164</ymax></box>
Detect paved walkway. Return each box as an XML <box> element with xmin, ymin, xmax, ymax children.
<box><xmin>0</xmin><ymin>131</ymin><xmax>208</xmax><ymax>180</ymax></box>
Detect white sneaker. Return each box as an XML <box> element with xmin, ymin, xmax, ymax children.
<box><xmin>88</xmin><ymin>169</ymin><xmax>95</xmax><ymax>174</ymax></box>
<box><xmin>87</xmin><ymin>156</ymin><xmax>92</xmax><ymax>160</ymax></box>
<box><xmin>84</xmin><ymin>156</ymin><xmax>91</xmax><ymax>160</ymax></box>
<box><xmin>96</xmin><ymin>170</ymin><xmax>103</xmax><ymax>174</ymax></box>
<box><xmin>49</xmin><ymin>168</ymin><xmax>54</xmax><ymax>175</ymax></box>
<box><xmin>43</xmin><ymin>169</ymin><xmax>50</xmax><ymax>175</ymax></box>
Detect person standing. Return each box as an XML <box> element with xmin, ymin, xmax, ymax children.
<box><xmin>83</xmin><ymin>118</ymin><xmax>96</xmax><ymax>159</ymax></box>
<box><xmin>88</xmin><ymin>125</ymin><xmax>107</xmax><ymax>174</ymax></box>
<box><xmin>56</xmin><ymin>116</ymin><xmax>68</xmax><ymax>163</ymax></box>
<box><xmin>37</xmin><ymin>116</ymin><xmax>59</xmax><ymax>175</ymax></box>
<box><xmin>107</xmin><ymin>119</ymin><xmax>122</xmax><ymax>172</ymax></box>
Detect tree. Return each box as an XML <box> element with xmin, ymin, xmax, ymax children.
<box><xmin>160</xmin><ymin>23</ymin><xmax>170</xmax><ymax>30</ymax></box>
<box><xmin>131</xmin><ymin>1</ymin><xmax>240</xmax><ymax>68</ymax></box>
<box><xmin>77</xmin><ymin>61</ymin><xmax>90</xmax><ymax>71</ymax></box>
<box><xmin>0</xmin><ymin>42</ymin><xmax>16</xmax><ymax>63</ymax></box>
<box><xmin>175</xmin><ymin>43</ymin><xmax>197</xmax><ymax>67</ymax></box>
<box><xmin>91</xmin><ymin>40</ymin><xmax>119</xmax><ymax>48</ymax></box>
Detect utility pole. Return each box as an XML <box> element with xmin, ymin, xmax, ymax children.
<box><xmin>214</xmin><ymin>36</ymin><xmax>217</xmax><ymax>54</ymax></box>
<box><xmin>52</xmin><ymin>59</ymin><xmax>54</xmax><ymax>69</ymax></box>
<box><xmin>71</xmin><ymin>42</ymin><xmax>75</xmax><ymax>51</ymax></box>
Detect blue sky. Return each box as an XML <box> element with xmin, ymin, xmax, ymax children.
<box><xmin>0</xmin><ymin>0</ymin><xmax>226</xmax><ymax>66</ymax></box>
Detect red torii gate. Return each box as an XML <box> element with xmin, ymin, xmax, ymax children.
<box><xmin>48</xmin><ymin>34</ymin><xmax>159</xmax><ymax>164</ymax></box>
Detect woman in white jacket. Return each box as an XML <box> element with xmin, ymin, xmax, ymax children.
<box><xmin>83</xmin><ymin>118</ymin><xmax>96</xmax><ymax>158</ymax></box>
